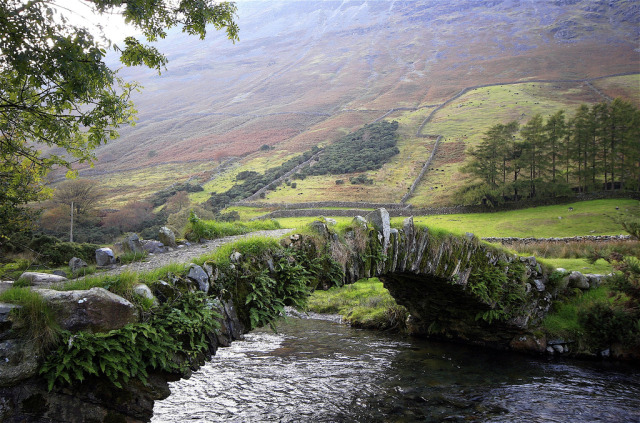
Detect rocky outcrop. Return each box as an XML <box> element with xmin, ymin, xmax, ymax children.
<box><xmin>18</xmin><ymin>272</ymin><xmax>67</xmax><ymax>286</ymax></box>
<box><xmin>0</xmin><ymin>288</ymin><xmax>246</xmax><ymax>423</ymax></box>
<box><xmin>121</xmin><ymin>233</ymin><xmax>145</xmax><ymax>254</ymax></box>
<box><xmin>142</xmin><ymin>240</ymin><xmax>167</xmax><ymax>254</ymax></box>
<box><xmin>35</xmin><ymin>288</ymin><xmax>139</xmax><ymax>333</ymax></box>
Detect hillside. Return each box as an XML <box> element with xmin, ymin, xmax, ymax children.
<box><xmin>62</xmin><ymin>0</ymin><xmax>639</xmax><ymax>208</ymax></box>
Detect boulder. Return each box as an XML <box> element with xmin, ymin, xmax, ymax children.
<box><xmin>187</xmin><ymin>264</ymin><xmax>210</xmax><ymax>293</ymax></box>
<box><xmin>352</xmin><ymin>215</ymin><xmax>368</xmax><ymax>228</ymax></box>
<box><xmin>142</xmin><ymin>240</ymin><xmax>166</xmax><ymax>254</ymax></box>
<box><xmin>69</xmin><ymin>257</ymin><xmax>88</xmax><ymax>275</ymax></box>
<box><xmin>324</xmin><ymin>218</ymin><xmax>337</xmax><ymax>226</ymax></box>
<box><xmin>402</xmin><ymin>216</ymin><xmax>414</xmax><ymax>237</ymax></box>
<box><xmin>152</xmin><ymin>281</ymin><xmax>178</xmax><ymax>302</ymax></box>
<box><xmin>132</xmin><ymin>284</ymin><xmax>158</xmax><ymax>306</ymax></box>
<box><xmin>0</xmin><ymin>303</ymin><xmax>19</xmax><ymax>339</ymax></box>
<box><xmin>158</xmin><ymin>227</ymin><xmax>177</xmax><ymax>248</ymax></box>
<box><xmin>229</xmin><ymin>252</ymin><xmax>242</xmax><ymax>263</ymax></box>
<box><xmin>567</xmin><ymin>271</ymin><xmax>590</xmax><ymax>289</ymax></box>
<box><xmin>309</xmin><ymin>220</ymin><xmax>330</xmax><ymax>237</ymax></box>
<box><xmin>0</xmin><ymin>338</ymin><xmax>39</xmax><ymax>387</ymax></box>
<box><xmin>95</xmin><ymin>248</ymin><xmax>115</xmax><ymax>267</ymax></box>
<box><xmin>533</xmin><ymin>279</ymin><xmax>545</xmax><ymax>292</ymax></box>
<box><xmin>18</xmin><ymin>272</ymin><xmax>67</xmax><ymax>286</ymax></box>
<box><xmin>509</xmin><ymin>333</ymin><xmax>547</xmax><ymax>354</ymax></box>
<box><xmin>35</xmin><ymin>287</ymin><xmax>138</xmax><ymax>333</ymax></box>
<box><xmin>585</xmin><ymin>274</ymin><xmax>604</xmax><ymax>288</ymax></box>
<box><xmin>122</xmin><ymin>233</ymin><xmax>144</xmax><ymax>254</ymax></box>
<box><xmin>53</xmin><ymin>270</ymin><xmax>68</xmax><ymax>278</ymax></box>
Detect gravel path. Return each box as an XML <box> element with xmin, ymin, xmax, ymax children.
<box><xmin>97</xmin><ymin>229</ymin><xmax>295</xmax><ymax>277</ymax></box>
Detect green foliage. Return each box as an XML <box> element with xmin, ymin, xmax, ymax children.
<box><xmin>307</xmin><ymin>278</ymin><xmax>408</xmax><ymax>331</ymax></box>
<box><xmin>150</xmin><ymin>182</ymin><xmax>204</xmax><ymax>207</ymax></box>
<box><xmin>184</xmin><ymin>211</ymin><xmax>281</xmax><ymax>241</ymax></box>
<box><xmin>619</xmin><ymin>215</ymin><xmax>640</xmax><ymax>239</ymax></box>
<box><xmin>457</xmin><ymin>99</ymin><xmax>640</xmax><ymax>206</ymax></box>
<box><xmin>350</xmin><ymin>175</ymin><xmax>374</xmax><ymax>185</ymax></box>
<box><xmin>39</xmin><ymin>291</ymin><xmax>221</xmax><ymax>390</ymax></box>
<box><xmin>203</xmin><ymin>237</ymin><xmax>315</xmax><ymax>330</ymax></box>
<box><xmin>27</xmin><ymin>235</ymin><xmax>99</xmax><ymax>266</ymax></box>
<box><xmin>0</xmin><ymin>288</ymin><xmax>60</xmax><ymax>352</ymax></box>
<box><xmin>243</xmin><ymin>255</ymin><xmax>311</xmax><ymax>330</ymax></box>
<box><xmin>577</xmin><ymin>300</ymin><xmax>637</xmax><ymax>350</ymax></box>
<box><xmin>543</xmin><ymin>259</ymin><xmax>640</xmax><ymax>351</ymax></box>
<box><xmin>118</xmin><ymin>251</ymin><xmax>148</xmax><ymax>264</ymax></box>
<box><xmin>0</xmin><ymin>0</ymin><xmax>237</xmax><ymax>244</ymax></box>
<box><xmin>0</xmin><ymin>259</ymin><xmax>31</xmax><ymax>280</ymax></box>
<box><xmin>301</xmin><ymin>121</ymin><xmax>400</xmax><ymax>177</ymax></box>
<box><xmin>467</xmin><ymin>259</ymin><xmax>528</xmax><ymax>323</ymax></box>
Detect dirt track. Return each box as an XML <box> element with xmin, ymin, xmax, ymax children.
<box><xmin>96</xmin><ymin>229</ymin><xmax>295</xmax><ymax>277</ymax></box>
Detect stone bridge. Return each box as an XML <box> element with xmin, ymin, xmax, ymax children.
<box><xmin>314</xmin><ymin>209</ymin><xmax>561</xmax><ymax>350</ymax></box>
<box><xmin>1</xmin><ymin>209</ymin><xmax>585</xmax><ymax>422</ymax></box>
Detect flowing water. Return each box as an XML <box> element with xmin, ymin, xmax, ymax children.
<box><xmin>152</xmin><ymin>316</ymin><xmax>640</xmax><ymax>422</ymax></box>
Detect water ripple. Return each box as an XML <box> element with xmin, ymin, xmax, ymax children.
<box><xmin>153</xmin><ymin>318</ymin><xmax>640</xmax><ymax>422</ymax></box>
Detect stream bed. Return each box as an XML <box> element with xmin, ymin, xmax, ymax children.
<box><xmin>152</xmin><ymin>316</ymin><xmax>640</xmax><ymax>422</ymax></box>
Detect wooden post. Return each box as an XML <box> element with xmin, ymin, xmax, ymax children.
<box><xmin>70</xmin><ymin>201</ymin><xmax>74</xmax><ymax>243</ymax></box>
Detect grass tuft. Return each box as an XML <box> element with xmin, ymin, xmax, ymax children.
<box><xmin>0</xmin><ymin>288</ymin><xmax>61</xmax><ymax>351</ymax></box>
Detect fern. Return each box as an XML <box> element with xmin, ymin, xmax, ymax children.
<box><xmin>40</xmin><ymin>291</ymin><xmax>221</xmax><ymax>390</ymax></box>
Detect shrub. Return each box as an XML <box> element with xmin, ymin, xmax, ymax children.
<box><xmin>577</xmin><ymin>300</ymin><xmax>638</xmax><ymax>350</ymax></box>
<box><xmin>28</xmin><ymin>235</ymin><xmax>99</xmax><ymax>266</ymax></box>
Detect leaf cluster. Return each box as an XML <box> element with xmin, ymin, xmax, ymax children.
<box><xmin>39</xmin><ymin>291</ymin><xmax>221</xmax><ymax>390</ymax></box>
<box><xmin>457</xmin><ymin>99</ymin><xmax>640</xmax><ymax>206</ymax></box>
<box><xmin>0</xmin><ymin>0</ymin><xmax>238</xmax><ymax>244</ymax></box>
<box><xmin>468</xmin><ymin>260</ymin><xmax>528</xmax><ymax>323</ymax></box>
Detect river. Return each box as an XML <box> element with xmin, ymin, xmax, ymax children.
<box><xmin>152</xmin><ymin>316</ymin><xmax>640</xmax><ymax>422</ymax></box>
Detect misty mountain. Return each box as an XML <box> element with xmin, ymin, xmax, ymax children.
<box><xmin>86</xmin><ymin>0</ymin><xmax>639</xmax><ymax>175</ymax></box>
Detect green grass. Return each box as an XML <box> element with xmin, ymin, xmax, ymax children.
<box><xmin>269</xmin><ymin>199</ymin><xmax>637</xmax><ymax>238</ymax></box>
<box><xmin>540</xmin><ymin>258</ymin><xmax>613</xmax><ymax>274</ymax></box>
<box><xmin>194</xmin><ymin>236</ymin><xmax>282</xmax><ymax>267</ymax></box>
<box><xmin>185</xmin><ymin>217</ymin><xmax>282</xmax><ymax>241</ymax></box>
<box><xmin>541</xmin><ymin>286</ymin><xmax>613</xmax><ymax>340</ymax></box>
<box><xmin>407</xmin><ymin>199</ymin><xmax>638</xmax><ymax>238</ymax></box>
<box><xmin>307</xmin><ymin>278</ymin><xmax>408</xmax><ymax>330</ymax></box>
<box><xmin>274</xmin><ymin>216</ymin><xmax>354</xmax><ymax>229</ymax></box>
<box><xmin>119</xmin><ymin>251</ymin><xmax>148</xmax><ymax>264</ymax></box>
<box><xmin>0</xmin><ymin>288</ymin><xmax>60</xmax><ymax>351</ymax></box>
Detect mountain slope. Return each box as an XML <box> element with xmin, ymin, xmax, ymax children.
<box><xmin>73</xmin><ymin>0</ymin><xmax>639</xmax><ymax>206</ymax></box>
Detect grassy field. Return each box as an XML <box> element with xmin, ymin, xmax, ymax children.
<box><xmin>90</xmin><ymin>75</ymin><xmax>639</xmax><ymax>211</ymax></box>
<box><xmin>256</xmin><ymin>112</ymin><xmax>433</xmax><ymax>204</ymax></box>
<box><xmin>307</xmin><ymin>277</ymin><xmax>407</xmax><ymax>330</ymax></box>
<box><xmin>540</xmin><ymin>258</ymin><xmax>613</xmax><ymax>274</ymax></box>
<box><xmin>269</xmin><ymin>199</ymin><xmax>638</xmax><ymax>238</ymax></box>
<box><xmin>409</xmin><ymin>199</ymin><xmax>638</xmax><ymax>238</ymax></box>
<box><xmin>408</xmin><ymin>79</ymin><xmax>612</xmax><ymax>207</ymax></box>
